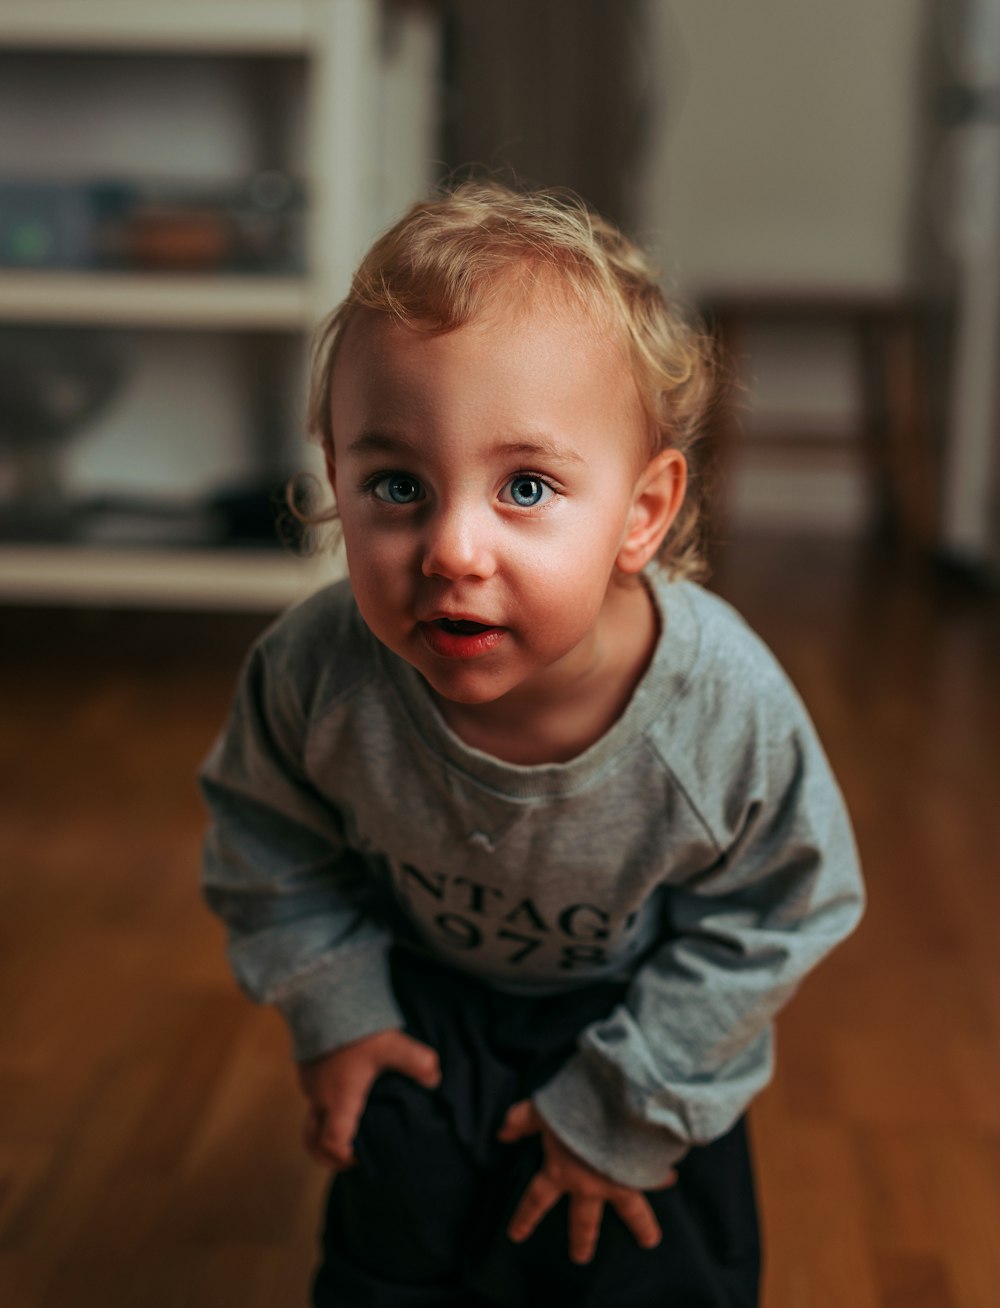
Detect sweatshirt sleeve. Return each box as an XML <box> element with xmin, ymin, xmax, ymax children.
<box><xmin>199</xmin><ymin>639</ymin><xmax>403</xmax><ymax>1062</ymax></box>
<box><xmin>532</xmin><ymin>697</ymin><xmax>864</xmax><ymax>1189</ymax></box>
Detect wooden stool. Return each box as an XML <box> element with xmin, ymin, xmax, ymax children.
<box><xmin>699</xmin><ymin>293</ymin><xmax>938</xmax><ymax>552</ymax></box>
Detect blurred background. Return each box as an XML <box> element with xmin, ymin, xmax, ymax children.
<box><xmin>1</xmin><ymin>0</ymin><xmax>998</xmax><ymax>589</ymax></box>
<box><xmin>1</xmin><ymin>3</ymin><xmax>998</xmax><ymax>1307</ymax></box>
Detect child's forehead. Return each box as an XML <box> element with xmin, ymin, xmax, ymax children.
<box><xmin>340</xmin><ymin>275</ymin><xmax>625</xmax><ymax>373</ymax></box>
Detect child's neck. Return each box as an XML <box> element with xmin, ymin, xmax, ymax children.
<box><xmin>432</xmin><ymin>580</ymin><xmax>659</xmax><ymax>766</ymax></box>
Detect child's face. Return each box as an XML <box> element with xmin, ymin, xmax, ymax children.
<box><xmin>326</xmin><ymin>290</ymin><xmax>683</xmax><ymax>712</ymax></box>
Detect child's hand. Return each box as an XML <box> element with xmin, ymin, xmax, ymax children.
<box><xmin>498</xmin><ymin>1099</ymin><xmax>676</xmax><ymax>1265</ymax></box>
<box><xmin>297</xmin><ymin>1029</ymin><xmax>441</xmax><ymax>1170</ymax></box>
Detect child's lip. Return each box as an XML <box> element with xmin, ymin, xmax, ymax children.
<box><xmin>419</xmin><ymin>618</ymin><xmax>507</xmax><ymax>659</ymax></box>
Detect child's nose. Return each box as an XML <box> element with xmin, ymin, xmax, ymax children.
<box><xmin>420</xmin><ymin>502</ymin><xmax>497</xmax><ymax>581</ymax></box>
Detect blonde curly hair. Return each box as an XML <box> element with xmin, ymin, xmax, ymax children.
<box><xmin>303</xmin><ymin>180</ymin><xmax>717</xmax><ymax>579</ymax></box>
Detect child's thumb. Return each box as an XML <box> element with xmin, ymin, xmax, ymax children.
<box><xmin>390</xmin><ymin>1036</ymin><xmax>442</xmax><ymax>1088</ymax></box>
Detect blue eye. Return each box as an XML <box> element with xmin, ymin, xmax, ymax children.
<box><xmin>372</xmin><ymin>473</ymin><xmax>423</xmax><ymax>504</ymax></box>
<box><xmin>502</xmin><ymin>475</ymin><xmax>553</xmax><ymax>508</ymax></box>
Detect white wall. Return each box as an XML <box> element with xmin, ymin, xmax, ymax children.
<box><xmin>0</xmin><ymin>51</ymin><xmax>299</xmax><ymax>181</ymax></box>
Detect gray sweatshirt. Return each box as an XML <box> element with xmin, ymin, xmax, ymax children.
<box><xmin>200</xmin><ymin>571</ymin><xmax>864</xmax><ymax>1188</ymax></box>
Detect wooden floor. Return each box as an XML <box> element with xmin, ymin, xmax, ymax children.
<box><xmin>1</xmin><ymin>536</ymin><xmax>998</xmax><ymax>1307</ymax></box>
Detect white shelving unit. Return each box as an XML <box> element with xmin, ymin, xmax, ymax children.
<box><xmin>0</xmin><ymin>0</ymin><xmax>439</xmax><ymax>608</ymax></box>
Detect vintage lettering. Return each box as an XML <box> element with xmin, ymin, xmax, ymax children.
<box><xmin>433</xmin><ymin>913</ymin><xmax>483</xmax><ymax>950</ymax></box>
<box><xmin>401</xmin><ymin>863</ymin><xmax>447</xmax><ymax>900</ymax></box>
<box><xmin>496</xmin><ymin>928</ymin><xmax>544</xmax><ymax>964</ymax></box>
<box><xmin>558</xmin><ymin>904</ymin><xmax>610</xmax><ymax>941</ymax></box>
<box><xmin>453</xmin><ymin>876</ymin><xmax>504</xmax><ymax>915</ymax></box>
<box><xmin>502</xmin><ymin>898</ymin><xmax>550</xmax><ymax>933</ymax></box>
<box><xmin>388</xmin><ymin>860</ymin><xmax>631</xmax><ymax>978</ymax></box>
<box><xmin>558</xmin><ymin>944</ymin><xmax>610</xmax><ymax>970</ymax></box>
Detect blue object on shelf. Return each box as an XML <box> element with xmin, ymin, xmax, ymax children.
<box><xmin>0</xmin><ymin>180</ymin><xmax>135</xmax><ymax>269</ymax></box>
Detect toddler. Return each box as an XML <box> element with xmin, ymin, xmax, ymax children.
<box><xmin>201</xmin><ymin>181</ymin><xmax>864</xmax><ymax>1307</ymax></box>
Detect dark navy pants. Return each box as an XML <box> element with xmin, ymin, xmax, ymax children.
<box><xmin>313</xmin><ymin>948</ymin><xmax>760</xmax><ymax>1307</ymax></box>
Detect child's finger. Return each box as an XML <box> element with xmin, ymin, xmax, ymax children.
<box><xmin>302</xmin><ymin>1105</ymin><xmax>351</xmax><ymax>1169</ymax></box>
<box><xmin>567</xmin><ymin>1194</ymin><xmax>604</xmax><ymax>1264</ymax></box>
<box><xmin>317</xmin><ymin>1063</ymin><xmax>378</xmax><ymax>1165</ymax></box>
<box><xmin>302</xmin><ymin>1103</ymin><xmax>325</xmax><ymax>1160</ymax></box>
<box><xmin>318</xmin><ymin>1109</ymin><xmax>362</xmax><ymax>1166</ymax></box>
<box><xmin>507</xmin><ymin>1173</ymin><xmax>561</xmax><ymax>1244</ymax></box>
<box><xmin>497</xmin><ymin>1098</ymin><xmax>539</xmax><ymax>1142</ymax></box>
<box><xmin>383</xmin><ymin>1035</ymin><xmax>441</xmax><ymax>1088</ymax></box>
<box><xmin>610</xmin><ymin>1191</ymin><xmax>663</xmax><ymax>1251</ymax></box>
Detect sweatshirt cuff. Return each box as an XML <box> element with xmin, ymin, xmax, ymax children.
<box><xmin>532</xmin><ymin>1053</ymin><xmax>690</xmax><ymax>1189</ymax></box>
<box><xmin>275</xmin><ymin>938</ymin><xmax>404</xmax><ymax>1062</ymax></box>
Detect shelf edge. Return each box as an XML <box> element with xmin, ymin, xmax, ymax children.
<box><xmin>0</xmin><ymin>2</ymin><xmax>311</xmax><ymax>54</ymax></box>
<box><xmin>0</xmin><ymin>543</ymin><xmax>346</xmax><ymax>610</ymax></box>
<box><xmin>0</xmin><ymin>271</ymin><xmax>316</xmax><ymax>330</ymax></box>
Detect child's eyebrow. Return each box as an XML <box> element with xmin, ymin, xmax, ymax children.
<box><xmin>348</xmin><ymin>429</ymin><xmax>584</xmax><ymax>465</ymax></box>
<box><xmin>494</xmin><ymin>438</ymin><xmax>585</xmax><ymax>466</ymax></box>
<box><xmin>347</xmin><ymin>429</ymin><xmax>417</xmax><ymax>457</ymax></box>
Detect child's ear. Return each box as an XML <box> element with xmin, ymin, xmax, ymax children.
<box><xmin>616</xmin><ymin>449</ymin><xmax>687</xmax><ymax>574</ymax></box>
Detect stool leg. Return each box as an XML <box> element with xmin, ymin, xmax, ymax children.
<box><xmin>883</xmin><ymin>311</ymin><xmax>937</xmax><ymax>551</ymax></box>
<box><xmin>856</xmin><ymin>313</ymin><xmax>896</xmax><ymax>537</ymax></box>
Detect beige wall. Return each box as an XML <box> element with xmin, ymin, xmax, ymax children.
<box><xmin>639</xmin><ymin>0</ymin><xmax>929</xmax><ymax>298</ymax></box>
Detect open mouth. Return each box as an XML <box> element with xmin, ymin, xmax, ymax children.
<box><xmin>421</xmin><ymin>616</ymin><xmax>506</xmax><ymax>659</ymax></box>
<box><xmin>436</xmin><ymin>618</ymin><xmax>492</xmax><ymax>635</ymax></box>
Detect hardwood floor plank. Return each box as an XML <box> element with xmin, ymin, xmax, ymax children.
<box><xmin>753</xmin><ymin>1112</ymin><xmax>883</xmax><ymax>1308</ymax></box>
<box><xmin>924</xmin><ymin>1132</ymin><xmax>1000</xmax><ymax>1308</ymax></box>
<box><xmin>873</xmin><ymin>1252</ymin><xmax>959</xmax><ymax>1308</ymax></box>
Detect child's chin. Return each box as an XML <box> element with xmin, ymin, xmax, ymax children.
<box><xmin>418</xmin><ymin>664</ymin><xmax>519</xmax><ymax>707</ymax></box>
<box><xmin>423</xmin><ymin>677</ymin><xmax>508</xmax><ymax>706</ymax></box>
